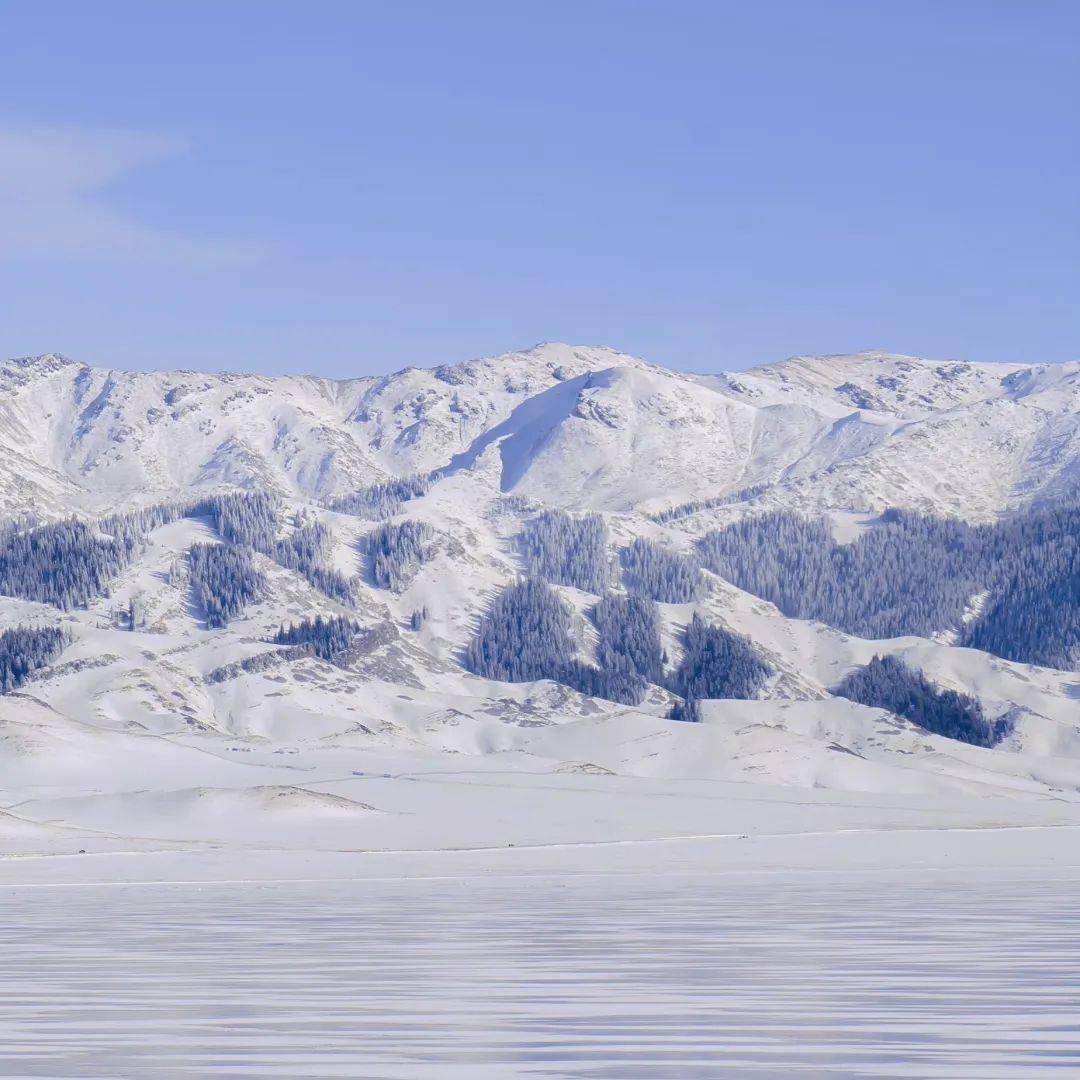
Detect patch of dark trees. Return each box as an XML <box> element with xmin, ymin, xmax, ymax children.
<box><xmin>622</xmin><ymin>537</ymin><xmax>702</xmax><ymax>603</ymax></box>
<box><xmin>364</xmin><ymin>520</ymin><xmax>434</xmax><ymax>591</ymax></box>
<box><xmin>189</xmin><ymin>543</ymin><xmax>265</xmax><ymax>628</ymax></box>
<box><xmin>698</xmin><ymin>504</ymin><xmax>1080</xmax><ymax>671</ymax></box>
<box><xmin>519</xmin><ymin>510</ymin><xmax>609</xmax><ymax>593</ymax></box>
<box><xmin>664</xmin><ymin>614</ymin><xmax>772</xmax><ymax>721</ymax></box>
<box><xmin>271</xmin><ymin>614</ymin><xmax>361</xmax><ymax>661</ymax></box>
<box><xmin>328</xmin><ymin>475</ymin><xmax>431</xmax><ymax>520</ymax></box>
<box><xmin>833</xmin><ymin>654</ymin><xmax>1014</xmax><ymax>748</ymax></box>
<box><xmin>461</xmin><ymin>580</ymin><xmax>1010</xmax><ymax>746</ymax></box>
<box><xmin>0</xmin><ymin>518</ymin><xmax>137</xmax><ymax>610</ymax></box>
<box><xmin>0</xmin><ymin>492</ymin><xmax>359</xmax><ymax>617</ymax></box>
<box><xmin>0</xmin><ymin>624</ymin><xmax>71</xmax><ymax>693</ymax></box>
<box><xmin>462</xmin><ymin>578</ymin><xmax>770</xmax><ymax>712</ymax></box>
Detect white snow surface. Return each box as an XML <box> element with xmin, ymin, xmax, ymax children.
<box><xmin>2</xmin><ymin>343</ymin><xmax>1080</xmax><ymax>886</ymax></box>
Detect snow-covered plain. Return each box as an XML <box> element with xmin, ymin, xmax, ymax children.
<box><xmin>2</xmin><ymin>344</ymin><xmax>1079</xmax><ymax>1075</ymax></box>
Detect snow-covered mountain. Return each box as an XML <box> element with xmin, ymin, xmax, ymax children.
<box><xmin>3</xmin><ymin>344</ymin><xmax>1078</xmax><ymax>518</ymax></box>
<box><xmin>2</xmin><ymin>343</ymin><xmax>1079</xmax><ymax>870</ymax></box>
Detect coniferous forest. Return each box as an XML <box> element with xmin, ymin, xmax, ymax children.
<box><xmin>0</xmin><ymin>518</ymin><xmax>138</xmax><ymax>609</ymax></box>
<box><xmin>699</xmin><ymin>505</ymin><xmax>1080</xmax><ymax>670</ymax></box>
<box><xmin>272</xmin><ymin>614</ymin><xmax>361</xmax><ymax>661</ymax></box>
<box><xmin>329</xmin><ymin>475</ymin><xmax>431</xmax><ymax>520</ymax></box>
<box><xmin>0</xmin><ymin>624</ymin><xmax>71</xmax><ymax>693</ymax></box>
<box><xmin>0</xmin><ymin>492</ymin><xmax>356</xmax><ymax>614</ymax></box>
<box><xmin>0</xmin><ymin>488</ymin><xmax>1074</xmax><ymax>740</ymax></box>
<box><xmin>463</xmin><ymin>578</ymin><xmax>576</xmax><ymax>684</ymax></box>
<box><xmin>269</xmin><ymin>520</ymin><xmax>357</xmax><ymax>606</ymax></box>
<box><xmin>365</xmin><ymin>520</ymin><xmax>434</xmax><ymax>591</ymax></box>
<box><xmin>622</xmin><ymin>537</ymin><xmax>702</xmax><ymax>603</ymax></box>
<box><xmin>593</xmin><ymin>593</ymin><xmax>665</xmax><ymax>687</ymax></box>
<box><xmin>188</xmin><ymin>543</ymin><xmax>265</xmax><ymax>628</ymax></box>
<box><xmin>519</xmin><ymin>510</ymin><xmax>610</xmax><ymax>593</ymax></box>
<box><xmin>463</xmin><ymin>579</ymin><xmax>653</xmax><ymax>704</ymax></box>
<box><xmin>833</xmin><ymin>654</ymin><xmax>1014</xmax><ymax>747</ymax></box>
<box><xmin>666</xmin><ymin>614</ymin><xmax>773</xmax><ymax>718</ymax></box>
<box><xmin>463</xmin><ymin>578</ymin><xmax>771</xmax><ymax>710</ymax></box>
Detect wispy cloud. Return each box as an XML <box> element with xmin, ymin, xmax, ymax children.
<box><xmin>0</xmin><ymin>126</ymin><xmax>255</xmax><ymax>263</ymax></box>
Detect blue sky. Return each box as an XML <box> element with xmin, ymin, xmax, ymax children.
<box><xmin>0</xmin><ymin>1</ymin><xmax>1076</xmax><ymax>376</ymax></box>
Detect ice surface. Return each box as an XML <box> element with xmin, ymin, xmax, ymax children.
<box><xmin>3</xmin><ymin>869</ymin><xmax>1079</xmax><ymax>1078</ymax></box>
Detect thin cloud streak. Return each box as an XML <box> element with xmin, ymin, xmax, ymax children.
<box><xmin>0</xmin><ymin>126</ymin><xmax>257</xmax><ymax>264</ymax></box>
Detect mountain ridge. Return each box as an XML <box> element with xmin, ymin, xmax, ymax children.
<box><xmin>2</xmin><ymin>343</ymin><xmax>1077</xmax><ymax>520</ymax></box>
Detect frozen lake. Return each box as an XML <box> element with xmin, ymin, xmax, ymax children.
<box><xmin>2</xmin><ymin>872</ymin><xmax>1079</xmax><ymax>1078</ymax></box>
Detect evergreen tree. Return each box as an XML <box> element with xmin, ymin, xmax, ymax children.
<box><xmin>593</xmin><ymin>593</ymin><xmax>664</xmax><ymax>686</ymax></box>
<box><xmin>464</xmin><ymin>579</ymin><xmax>576</xmax><ymax>683</ymax></box>
<box><xmin>0</xmin><ymin>518</ymin><xmax>139</xmax><ymax>609</ymax></box>
<box><xmin>0</xmin><ymin>492</ymin><xmax>360</xmax><ymax>613</ymax></box>
<box><xmin>960</xmin><ymin>504</ymin><xmax>1080</xmax><ymax>670</ymax></box>
<box><xmin>668</xmin><ymin>696</ymin><xmax>702</xmax><ymax>723</ymax></box>
<box><xmin>329</xmin><ymin>475</ymin><xmax>431</xmax><ymax>520</ymax></box>
<box><xmin>667</xmin><ymin>614</ymin><xmax>772</xmax><ymax>704</ymax></box>
<box><xmin>698</xmin><ymin>505</ymin><xmax>1080</xmax><ymax>671</ymax></box>
<box><xmin>197</xmin><ymin>491</ymin><xmax>279</xmax><ymax>550</ymax></box>
<box><xmin>464</xmin><ymin>582</ymin><xmax>671</xmax><ymax>706</ymax></box>
<box><xmin>270</xmin><ymin>521</ymin><xmax>358</xmax><ymax>606</ymax></box>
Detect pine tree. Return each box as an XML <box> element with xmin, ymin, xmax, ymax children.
<box><xmin>271</xmin><ymin>614</ymin><xmax>361</xmax><ymax>660</ymax></box>
<box><xmin>329</xmin><ymin>475</ymin><xmax>431</xmax><ymax>520</ymax></box>
<box><xmin>667</xmin><ymin>614</ymin><xmax>772</xmax><ymax>704</ymax></box>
